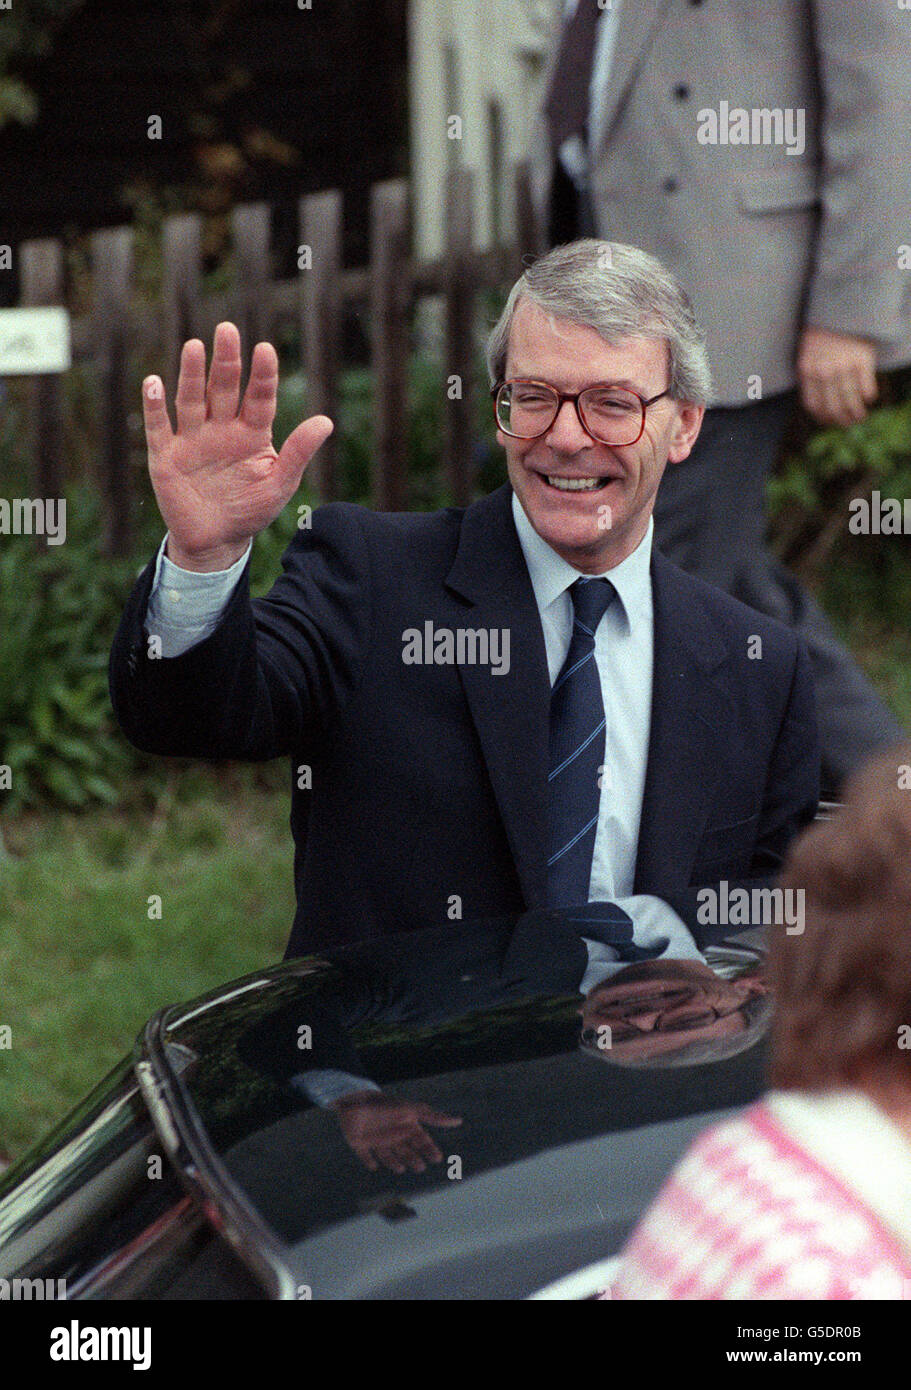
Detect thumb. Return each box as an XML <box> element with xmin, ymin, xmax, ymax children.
<box><xmin>275</xmin><ymin>414</ymin><xmax>334</xmax><ymax>491</ymax></box>
<box><xmin>859</xmin><ymin>359</ymin><xmax>878</xmax><ymax>404</ymax></box>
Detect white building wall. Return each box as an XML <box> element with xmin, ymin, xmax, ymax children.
<box><xmin>407</xmin><ymin>0</ymin><xmax>560</xmax><ymax>258</ymax></box>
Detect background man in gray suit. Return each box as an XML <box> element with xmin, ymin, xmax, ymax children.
<box><xmin>531</xmin><ymin>0</ymin><xmax>910</xmax><ymax>791</ymax></box>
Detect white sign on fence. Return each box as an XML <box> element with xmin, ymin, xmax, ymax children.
<box><xmin>0</xmin><ymin>307</ymin><xmax>71</xmax><ymax>375</ymax></box>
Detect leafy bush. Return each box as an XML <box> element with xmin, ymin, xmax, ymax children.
<box><xmin>769</xmin><ymin>369</ymin><xmax>911</xmax><ymax>623</ymax></box>
<box><xmin>0</xmin><ymin>487</ymin><xmax>148</xmax><ymax>811</ymax></box>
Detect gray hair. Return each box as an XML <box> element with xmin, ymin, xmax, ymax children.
<box><xmin>485</xmin><ymin>239</ymin><xmax>712</xmax><ymax>406</ymax></box>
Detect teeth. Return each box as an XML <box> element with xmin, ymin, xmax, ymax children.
<box><xmin>544</xmin><ymin>475</ymin><xmax>604</xmax><ymax>491</ymax></box>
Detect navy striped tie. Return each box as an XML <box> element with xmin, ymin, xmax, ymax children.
<box><xmin>547</xmin><ymin>577</ymin><xmax>616</xmax><ymax>906</ymax></box>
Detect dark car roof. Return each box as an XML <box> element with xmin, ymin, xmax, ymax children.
<box><xmin>139</xmin><ymin>911</ymin><xmax>769</xmax><ymax>1298</ymax></box>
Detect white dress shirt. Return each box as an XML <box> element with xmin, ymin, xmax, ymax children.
<box><xmin>510</xmin><ymin>493</ymin><xmax>700</xmax><ymax>986</ymax></box>
<box><xmin>146</xmin><ymin>534</ymin><xmax>253</xmax><ymax>658</ymax></box>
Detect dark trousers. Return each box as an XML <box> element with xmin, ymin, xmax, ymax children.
<box><xmin>653</xmin><ymin>394</ymin><xmax>904</xmax><ymax>793</ymax></box>
<box><xmin>549</xmin><ymin>160</ymin><xmax>597</xmax><ymax>245</ymax></box>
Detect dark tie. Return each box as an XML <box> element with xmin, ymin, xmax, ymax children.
<box><xmin>547</xmin><ymin>577</ymin><xmax>615</xmax><ymax>906</ymax></box>
<box><xmin>543</xmin><ymin>0</ymin><xmax>603</xmax><ymax>153</ymax></box>
<box><xmin>554</xmin><ymin>902</ymin><xmax>670</xmax><ymax>963</ymax></box>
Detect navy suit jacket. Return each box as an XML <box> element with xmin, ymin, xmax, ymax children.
<box><xmin>108</xmin><ymin>483</ymin><xmax>820</xmax><ymax>957</ymax></box>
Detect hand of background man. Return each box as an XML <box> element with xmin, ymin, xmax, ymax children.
<box><xmin>797</xmin><ymin>326</ymin><xmax>879</xmax><ymax>429</ymax></box>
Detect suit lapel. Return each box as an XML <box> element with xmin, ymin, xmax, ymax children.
<box><xmin>445</xmin><ymin>486</ymin><xmax>551</xmax><ymax>910</ymax></box>
<box><xmin>445</xmin><ymin>493</ymin><xmax>733</xmax><ymax>909</ymax></box>
<box><xmin>591</xmin><ymin>0</ymin><xmax>674</xmax><ymax>156</ymax></box>
<box><xmin>634</xmin><ymin>550</ymin><xmax>731</xmax><ymax>896</ymax></box>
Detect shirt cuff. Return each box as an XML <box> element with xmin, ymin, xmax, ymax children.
<box><xmin>145</xmin><ymin>533</ymin><xmax>252</xmax><ymax>658</ymax></box>
<box><xmin>579</xmin><ymin>895</ymin><xmax>704</xmax><ymax>993</ymax></box>
<box><xmin>558</xmin><ymin>134</ymin><xmax>590</xmax><ymax>191</ymax></box>
<box><xmin>290</xmin><ymin>1071</ymin><xmax>382</xmax><ymax>1109</ymax></box>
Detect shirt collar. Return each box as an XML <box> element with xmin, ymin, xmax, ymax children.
<box><xmin>511</xmin><ymin>489</ymin><xmax>652</xmax><ymax>632</ymax></box>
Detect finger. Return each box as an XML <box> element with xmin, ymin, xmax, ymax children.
<box><xmin>858</xmin><ymin>359</ymin><xmax>879</xmax><ymax>407</ymax></box>
<box><xmin>415</xmin><ymin>1106</ymin><xmax>463</xmax><ymax>1127</ymax></box>
<box><xmin>820</xmin><ymin>375</ymin><xmax>851</xmax><ymax>428</ymax></box>
<box><xmin>378</xmin><ymin>1148</ymin><xmax>407</xmax><ymax>1175</ymax></box>
<box><xmin>275</xmin><ymin>415</ymin><xmax>334</xmax><ymax>492</ymax></box>
<box><xmin>238</xmin><ymin>340</ymin><xmax>279</xmax><ymax>432</ymax></box>
<box><xmin>206</xmin><ymin>322</ymin><xmax>242</xmax><ymax>421</ymax></box>
<box><xmin>399</xmin><ymin>1143</ymin><xmax>428</xmax><ymax>1172</ymax></box>
<box><xmin>355</xmin><ymin>1146</ymin><xmax>378</xmax><ymax>1173</ymax></box>
<box><xmin>393</xmin><ymin>1145</ymin><xmax>425</xmax><ymax>1173</ymax></box>
<box><xmin>834</xmin><ymin>371</ymin><xmax>868</xmax><ymax>426</ymax></box>
<box><xmin>801</xmin><ymin>374</ymin><xmax>831</xmax><ymax>426</ymax></box>
<box><xmin>142</xmin><ymin>376</ymin><xmax>174</xmax><ymax>456</ymax></box>
<box><xmin>175</xmin><ymin>339</ymin><xmax>208</xmax><ymax>433</ymax></box>
<box><xmin>410</xmin><ymin>1131</ymin><xmax>443</xmax><ymax>1165</ymax></box>
<box><xmin>798</xmin><ymin>371</ymin><xmax>822</xmax><ymax>422</ymax></box>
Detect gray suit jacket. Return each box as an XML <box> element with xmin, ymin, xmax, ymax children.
<box><xmin>528</xmin><ymin>0</ymin><xmax>911</xmax><ymax>404</ymax></box>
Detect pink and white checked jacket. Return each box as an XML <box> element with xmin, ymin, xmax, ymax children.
<box><xmin>604</xmin><ymin>1088</ymin><xmax>911</xmax><ymax>1300</ymax></box>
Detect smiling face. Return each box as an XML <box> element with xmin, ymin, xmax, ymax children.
<box><xmin>498</xmin><ymin>298</ymin><xmax>704</xmax><ymax>572</ymax></box>
<box><xmin>579</xmin><ymin>959</ymin><xmax>768</xmax><ymax>1064</ymax></box>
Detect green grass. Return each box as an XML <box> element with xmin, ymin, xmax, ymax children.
<box><xmin>0</xmin><ymin>764</ymin><xmax>296</xmax><ymax>1161</ymax></box>
<box><xmin>828</xmin><ymin>611</ymin><xmax>911</xmax><ymax>734</ymax></box>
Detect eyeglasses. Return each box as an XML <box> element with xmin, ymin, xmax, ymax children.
<box><xmin>492</xmin><ymin>378</ymin><xmax>671</xmax><ymax>447</ymax></box>
<box><xmin>584</xmin><ymin>986</ymin><xmax>737</xmax><ymax>1043</ymax></box>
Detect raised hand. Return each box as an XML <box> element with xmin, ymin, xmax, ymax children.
<box><xmin>142</xmin><ymin>321</ymin><xmax>334</xmax><ymax>571</ymax></box>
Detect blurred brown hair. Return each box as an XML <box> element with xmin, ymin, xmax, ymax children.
<box><xmin>770</xmin><ymin>744</ymin><xmax>911</xmax><ymax>1090</ymax></box>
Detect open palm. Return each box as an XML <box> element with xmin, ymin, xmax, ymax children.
<box><xmin>142</xmin><ymin>321</ymin><xmax>334</xmax><ymax>568</ymax></box>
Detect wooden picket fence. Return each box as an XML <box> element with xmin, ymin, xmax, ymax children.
<box><xmin>13</xmin><ymin>163</ymin><xmax>544</xmax><ymax>555</ymax></box>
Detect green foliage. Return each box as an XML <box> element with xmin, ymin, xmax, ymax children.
<box><xmin>770</xmin><ymin>400</ymin><xmax>911</xmax><ymax>527</ymax></box>
<box><xmin>0</xmin><ymin>472</ymin><xmax>305</xmax><ymax>813</ymax></box>
<box><xmin>765</xmin><ymin>378</ymin><xmax>911</xmax><ymax>725</ymax></box>
<box><xmin>768</xmin><ymin>381</ymin><xmax>911</xmax><ymax>623</ymax></box>
<box><xmin>0</xmin><ymin>488</ymin><xmax>143</xmax><ymax>811</ymax></box>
